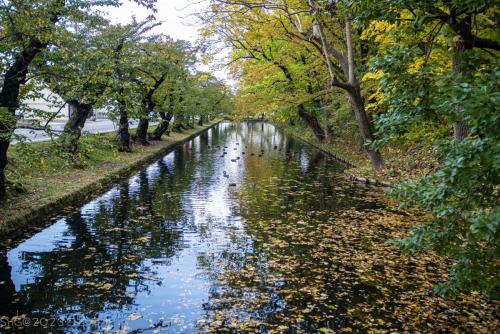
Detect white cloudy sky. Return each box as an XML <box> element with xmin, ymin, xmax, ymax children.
<box><xmin>103</xmin><ymin>0</ymin><xmax>206</xmax><ymax>43</ymax></box>
<box><xmin>103</xmin><ymin>0</ymin><xmax>233</xmax><ymax>83</ymax></box>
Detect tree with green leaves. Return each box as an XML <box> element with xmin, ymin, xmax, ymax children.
<box><xmin>132</xmin><ymin>38</ymin><xmax>231</xmax><ymax>141</ymax></box>
<box><xmin>147</xmin><ymin>39</ymin><xmax>194</xmax><ymax>141</ymax></box>
<box><xmin>0</xmin><ymin>0</ymin><xmax>157</xmax><ymax>197</ymax></box>
<box><xmin>352</xmin><ymin>0</ymin><xmax>500</xmax><ymax>297</ymax></box>
<box><xmin>352</xmin><ymin>0</ymin><xmax>500</xmax><ymax>140</ymax></box>
<box><xmin>201</xmin><ymin>0</ymin><xmax>385</xmax><ymax>170</ymax></box>
<box><xmin>99</xmin><ymin>20</ymin><xmax>161</xmax><ymax>152</ymax></box>
<box><xmin>200</xmin><ymin>2</ymin><xmax>330</xmax><ymax>140</ymax></box>
<box><xmin>0</xmin><ymin>0</ymin><xmax>65</xmax><ymax>198</ymax></box>
<box><xmin>132</xmin><ymin>38</ymin><xmax>182</xmax><ymax>144</ymax></box>
<box><xmin>42</xmin><ymin>21</ymin><xmax>122</xmax><ymax>156</ymax></box>
<box><xmin>193</xmin><ymin>73</ymin><xmax>231</xmax><ymax>126</ymax></box>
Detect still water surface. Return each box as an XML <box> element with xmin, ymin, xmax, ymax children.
<box><xmin>3</xmin><ymin>122</ymin><xmax>494</xmax><ymax>333</ymax></box>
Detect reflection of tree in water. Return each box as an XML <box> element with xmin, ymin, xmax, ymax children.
<box><xmin>0</xmin><ymin>214</ymin><xmax>138</xmax><ymax>332</ymax></box>
<box><xmin>0</xmin><ymin>182</ymin><xmax>159</xmax><ymax>330</ymax></box>
<box><xmin>0</xmin><ymin>251</ymin><xmax>20</xmax><ymax>317</ymax></box>
<box><xmin>0</xmin><ymin>165</ymin><xmax>193</xmax><ymax>331</ymax></box>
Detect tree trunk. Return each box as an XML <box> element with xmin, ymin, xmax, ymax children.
<box><xmin>0</xmin><ymin>40</ymin><xmax>45</xmax><ymax>114</ymax></box>
<box><xmin>59</xmin><ymin>100</ymin><xmax>92</xmax><ymax>155</ymax></box>
<box><xmin>117</xmin><ymin>103</ymin><xmax>131</xmax><ymax>152</ymax></box>
<box><xmin>346</xmin><ymin>18</ymin><xmax>383</xmax><ymax>170</ymax></box>
<box><xmin>173</xmin><ymin>123</ymin><xmax>183</xmax><ymax>133</ymax></box>
<box><xmin>298</xmin><ymin>104</ymin><xmax>325</xmax><ymax>142</ymax></box>
<box><xmin>173</xmin><ymin>114</ymin><xmax>188</xmax><ymax>132</ymax></box>
<box><xmin>136</xmin><ymin>117</ymin><xmax>149</xmax><ymax>145</ymax></box>
<box><xmin>453</xmin><ymin>121</ymin><xmax>468</xmax><ymax>140</ymax></box>
<box><xmin>452</xmin><ymin>40</ymin><xmax>469</xmax><ymax>140</ymax></box>
<box><xmin>0</xmin><ymin>138</ymin><xmax>9</xmax><ymax>199</ymax></box>
<box><xmin>322</xmin><ymin>104</ymin><xmax>333</xmax><ymax>143</ymax></box>
<box><xmin>0</xmin><ymin>108</ymin><xmax>15</xmax><ymax>199</ymax></box>
<box><xmin>198</xmin><ymin>115</ymin><xmax>204</xmax><ymax>126</ymax></box>
<box><xmin>135</xmin><ymin>72</ymin><xmax>168</xmax><ymax>144</ymax></box>
<box><xmin>348</xmin><ymin>87</ymin><xmax>384</xmax><ymax>171</ymax></box>
<box><xmin>149</xmin><ymin>111</ymin><xmax>173</xmax><ymax>141</ymax></box>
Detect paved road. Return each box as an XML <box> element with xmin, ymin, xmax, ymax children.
<box><xmin>13</xmin><ymin>119</ymin><xmax>140</xmax><ymax>144</ymax></box>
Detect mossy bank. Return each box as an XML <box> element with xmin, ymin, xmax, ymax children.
<box><xmin>0</xmin><ymin>121</ymin><xmax>220</xmax><ymax>239</ymax></box>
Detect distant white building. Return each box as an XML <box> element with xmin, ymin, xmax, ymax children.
<box><xmin>20</xmin><ymin>88</ymin><xmax>109</xmax><ymax>120</ymax></box>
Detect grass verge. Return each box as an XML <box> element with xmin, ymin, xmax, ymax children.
<box><xmin>0</xmin><ymin>121</ymin><xmax>220</xmax><ymax>239</ymax></box>
<box><xmin>281</xmin><ymin>123</ymin><xmax>438</xmax><ymax>186</ymax></box>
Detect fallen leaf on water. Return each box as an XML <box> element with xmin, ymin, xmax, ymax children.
<box><xmin>99</xmin><ymin>283</ymin><xmax>113</xmax><ymax>290</ymax></box>
<box><xmin>127</xmin><ymin>313</ymin><xmax>143</xmax><ymax>321</ymax></box>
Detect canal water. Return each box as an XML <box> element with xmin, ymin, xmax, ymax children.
<box><xmin>0</xmin><ymin>122</ymin><xmax>497</xmax><ymax>333</ymax></box>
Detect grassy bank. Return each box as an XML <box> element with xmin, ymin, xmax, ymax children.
<box><xmin>281</xmin><ymin>123</ymin><xmax>438</xmax><ymax>186</ymax></box>
<box><xmin>0</xmin><ymin>121</ymin><xmax>220</xmax><ymax>238</ymax></box>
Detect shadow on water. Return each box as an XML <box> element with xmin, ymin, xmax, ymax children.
<box><xmin>1</xmin><ymin>122</ymin><xmax>496</xmax><ymax>333</ymax></box>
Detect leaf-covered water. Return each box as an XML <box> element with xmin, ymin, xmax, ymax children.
<box><xmin>0</xmin><ymin>122</ymin><xmax>497</xmax><ymax>333</ymax></box>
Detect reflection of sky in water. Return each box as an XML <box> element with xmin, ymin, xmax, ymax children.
<box><xmin>300</xmin><ymin>149</ymin><xmax>310</xmax><ymax>173</ymax></box>
<box><xmin>146</xmin><ymin>163</ymin><xmax>160</xmax><ymax>188</ymax></box>
<box><xmin>81</xmin><ymin>187</ymin><xmax>120</xmax><ymax>215</ymax></box>
<box><xmin>8</xmin><ymin>220</ymin><xmax>75</xmax><ymax>291</ymax></box>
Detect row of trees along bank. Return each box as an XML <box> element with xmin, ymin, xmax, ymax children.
<box><xmin>199</xmin><ymin>0</ymin><xmax>499</xmax><ymax>298</ymax></box>
<box><xmin>0</xmin><ymin>0</ymin><xmax>233</xmax><ymax>197</ymax></box>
